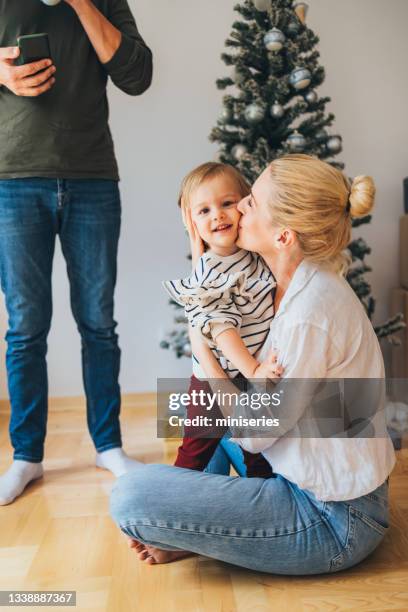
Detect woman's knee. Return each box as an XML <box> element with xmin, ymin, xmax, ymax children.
<box><xmin>109</xmin><ymin>464</ymin><xmax>171</xmax><ymax>526</ymax></box>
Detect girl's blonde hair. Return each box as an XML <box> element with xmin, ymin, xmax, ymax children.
<box><xmin>266</xmin><ymin>154</ymin><xmax>376</xmax><ymax>274</ymax></box>
<box><xmin>178</xmin><ymin>162</ymin><xmax>250</xmax><ymax>224</ymax></box>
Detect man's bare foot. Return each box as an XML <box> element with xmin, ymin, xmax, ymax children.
<box><xmin>127</xmin><ymin>537</ymin><xmax>194</xmax><ymax>565</ymax></box>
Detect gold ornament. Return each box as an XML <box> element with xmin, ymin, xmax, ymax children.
<box><xmin>294</xmin><ymin>2</ymin><xmax>309</xmax><ymax>24</ymax></box>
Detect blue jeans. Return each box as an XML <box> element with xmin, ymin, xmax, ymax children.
<box><xmin>205</xmin><ymin>433</ymin><xmax>247</xmax><ymax>477</ymax></box>
<box><xmin>0</xmin><ymin>178</ymin><xmax>122</xmax><ymax>462</ymax></box>
<box><xmin>110</xmin><ymin>466</ymin><xmax>390</xmax><ymax>575</ymax></box>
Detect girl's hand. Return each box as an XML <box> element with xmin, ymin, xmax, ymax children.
<box><xmin>183</xmin><ymin>207</ymin><xmax>204</xmax><ymax>269</ymax></box>
<box><xmin>253</xmin><ymin>351</ymin><xmax>283</xmax><ymax>381</ymax></box>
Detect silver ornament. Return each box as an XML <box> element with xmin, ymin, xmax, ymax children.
<box><xmin>253</xmin><ymin>0</ymin><xmax>272</xmax><ymax>10</ymax></box>
<box><xmin>264</xmin><ymin>28</ymin><xmax>286</xmax><ymax>52</ymax></box>
<box><xmin>232</xmin><ymin>144</ymin><xmax>248</xmax><ymax>161</ymax></box>
<box><xmin>287</xmin><ymin>20</ymin><xmax>301</xmax><ymax>35</ymax></box>
<box><xmin>219</xmin><ymin>107</ymin><xmax>233</xmax><ymax>123</ymax></box>
<box><xmin>315</xmin><ymin>128</ymin><xmax>328</xmax><ymax>142</ymax></box>
<box><xmin>305</xmin><ymin>90</ymin><xmax>318</xmax><ymax>104</ymax></box>
<box><xmin>287</xmin><ymin>131</ymin><xmax>306</xmax><ymax>152</ymax></box>
<box><xmin>41</xmin><ymin>0</ymin><xmax>61</xmax><ymax>4</ymax></box>
<box><xmin>326</xmin><ymin>136</ymin><xmax>343</xmax><ymax>154</ymax></box>
<box><xmin>270</xmin><ymin>102</ymin><xmax>285</xmax><ymax>118</ymax></box>
<box><xmin>245</xmin><ymin>103</ymin><xmax>264</xmax><ymax>124</ymax></box>
<box><xmin>289</xmin><ymin>66</ymin><xmax>312</xmax><ymax>90</ymax></box>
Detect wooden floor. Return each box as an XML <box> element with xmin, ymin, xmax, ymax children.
<box><xmin>0</xmin><ymin>395</ymin><xmax>407</xmax><ymax>612</ymax></box>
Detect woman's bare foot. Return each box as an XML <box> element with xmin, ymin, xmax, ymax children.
<box><xmin>127</xmin><ymin>537</ymin><xmax>194</xmax><ymax>565</ymax></box>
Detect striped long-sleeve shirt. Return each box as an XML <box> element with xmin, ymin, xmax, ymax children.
<box><xmin>163</xmin><ymin>249</ymin><xmax>276</xmax><ymax>379</ymax></box>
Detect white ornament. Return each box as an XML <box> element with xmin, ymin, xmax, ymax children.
<box><xmin>41</xmin><ymin>0</ymin><xmax>61</xmax><ymax>5</ymax></box>
<box><xmin>232</xmin><ymin>144</ymin><xmax>248</xmax><ymax>161</ymax></box>
<box><xmin>264</xmin><ymin>28</ymin><xmax>286</xmax><ymax>52</ymax></box>
<box><xmin>245</xmin><ymin>104</ymin><xmax>264</xmax><ymax>124</ymax></box>
<box><xmin>253</xmin><ymin>0</ymin><xmax>272</xmax><ymax>11</ymax></box>
<box><xmin>270</xmin><ymin>103</ymin><xmax>285</xmax><ymax>118</ymax></box>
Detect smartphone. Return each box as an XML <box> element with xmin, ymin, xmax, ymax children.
<box><xmin>17</xmin><ymin>33</ymin><xmax>52</xmax><ymax>65</ymax></box>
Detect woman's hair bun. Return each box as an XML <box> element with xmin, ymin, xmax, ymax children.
<box><xmin>349</xmin><ymin>175</ymin><xmax>376</xmax><ymax>218</ymax></box>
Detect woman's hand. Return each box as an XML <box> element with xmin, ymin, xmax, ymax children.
<box><xmin>253</xmin><ymin>351</ymin><xmax>283</xmax><ymax>381</ymax></box>
<box><xmin>183</xmin><ymin>207</ymin><xmax>204</xmax><ymax>269</ymax></box>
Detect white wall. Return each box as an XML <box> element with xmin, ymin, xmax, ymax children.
<box><xmin>1</xmin><ymin>0</ymin><xmax>407</xmax><ymax>398</ymax></box>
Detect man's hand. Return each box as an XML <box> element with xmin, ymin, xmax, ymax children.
<box><xmin>0</xmin><ymin>47</ymin><xmax>56</xmax><ymax>97</ymax></box>
<box><xmin>183</xmin><ymin>207</ymin><xmax>205</xmax><ymax>270</ymax></box>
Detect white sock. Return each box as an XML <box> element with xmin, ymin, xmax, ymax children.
<box><xmin>0</xmin><ymin>460</ymin><xmax>43</xmax><ymax>506</ymax></box>
<box><xmin>96</xmin><ymin>448</ymin><xmax>143</xmax><ymax>478</ymax></box>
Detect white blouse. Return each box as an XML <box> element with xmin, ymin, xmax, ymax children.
<box><xmin>231</xmin><ymin>260</ymin><xmax>396</xmax><ymax>501</ymax></box>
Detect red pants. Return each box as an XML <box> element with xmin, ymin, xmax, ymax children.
<box><xmin>174</xmin><ymin>375</ymin><xmax>273</xmax><ymax>479</ymax></box>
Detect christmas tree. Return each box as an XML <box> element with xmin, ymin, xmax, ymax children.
<box><xmin>161</xmin><ymin>0</ymin><xmax>404</xmax><ymax>359</ymax></box>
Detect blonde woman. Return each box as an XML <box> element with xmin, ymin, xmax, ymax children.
<box><xmin>110</xmin><ymin>155</ymin><xmax>395</xmax><ymax>574</ymax></box>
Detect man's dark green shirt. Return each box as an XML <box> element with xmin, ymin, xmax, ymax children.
<box><xmin>0</xmin><ymin>0</ymin><xmax>153</xmax><ymax>180</ymax></box>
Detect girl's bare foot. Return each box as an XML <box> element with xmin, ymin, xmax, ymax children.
<box><xmin>127</xmin><ymin>537</ymin><xmax>194</xmax><ymax>565</ymax></box>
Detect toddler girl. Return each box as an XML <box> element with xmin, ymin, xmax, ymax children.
<box><xmin>163</xmin><ymin>162</ymin><xmax>281</xmax><ymax>477</ymax></box>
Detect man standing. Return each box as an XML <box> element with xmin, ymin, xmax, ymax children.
<box><xmin>0</xmin><ymin>0</ymin><xmax>152</xmax><ymax>504</ymax></box>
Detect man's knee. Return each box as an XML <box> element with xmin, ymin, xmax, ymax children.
<box><xmin>74</xmin><ymin>308</ymin><xmax>118</xmax><ymax>344</ymax></box>
<box><xmin>6</xmin><ymin>306</ymin><xmax>51</xmax><ymax>351</ymax></box>
<box><xmin>79</xmin><ymin>323</ymin><xmax>118</xmax><ymax>345</ymax></box>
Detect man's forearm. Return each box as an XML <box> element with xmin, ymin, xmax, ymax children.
<box><xmin>66</xmin><ymin>0</ymin><xmax>121</xmax><ymax>64</ymax></box>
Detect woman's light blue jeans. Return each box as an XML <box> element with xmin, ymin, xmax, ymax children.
<box><xmin>110</xmin><ymin>464</ymin><xmax>389</xmax><ymax>575</ymax></box>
